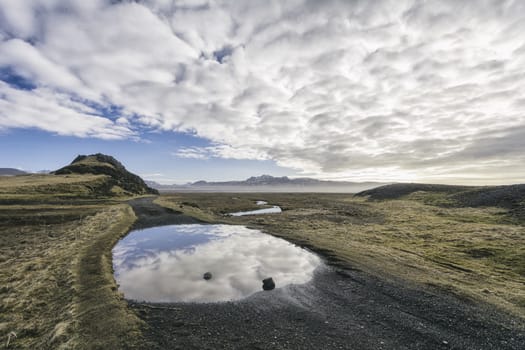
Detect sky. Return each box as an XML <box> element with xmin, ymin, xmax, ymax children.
<box><xmin>0</xmin><ymin>0</ymin><xmax>524</xmax><ymax>185</ymax></box>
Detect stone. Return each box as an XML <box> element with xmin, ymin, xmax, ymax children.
<box><xmin>203</xmin><ymin>272</ymin><xmax>212</xmax><ymax>280</ymax></box>
<box><xmin>262</xmin><ymin>277</ymin><xmax>275</xmax><ymax>291</ymax></box>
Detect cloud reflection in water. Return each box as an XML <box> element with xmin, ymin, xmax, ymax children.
<box><xmin>113</xmin><ymin>224</ymin><xmax>321</xmax><ymax>303</ymax></box>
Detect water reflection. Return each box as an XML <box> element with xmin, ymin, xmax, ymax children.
<box><xmin>230</xmin><ymin>206</ymin><xmax>282</xmax><ymax>216</ymax></box>
<box><xmin>256</xmin><ymin>200</ymin><xmax>268</xmax><ymax>205</ymax></box>
<box><xmin>113</xmin><ymin>224</ymin><xmax>321</xmax><ymax>303</ymax></box>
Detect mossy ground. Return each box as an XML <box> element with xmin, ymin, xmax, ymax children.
<box><xmin>156</xmin><ymin>192</ymin><xmax>525</xmax><ymax>319</ymax></box>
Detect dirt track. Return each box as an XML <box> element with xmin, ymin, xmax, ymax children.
<box><xmin>128</xmin><ymin>197</ymin><xmax>203</xmax><ymax>229</ymax></box>
<box><xmin>127</xmin><ymin>198</ymin><xmax>524</xmax><ymax>350</ymax></box>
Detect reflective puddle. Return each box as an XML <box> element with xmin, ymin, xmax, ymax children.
<box><xmin>113</xmin><ymin>224</ymin><xmax>321</xmax><ymax>303</ymax></box>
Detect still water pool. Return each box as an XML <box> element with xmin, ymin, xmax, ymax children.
<box><xmin>229</xmin><ymin>206</ymin><xmax>282</xmax><ymax>216</ymax></box>
<box><xmin>113</xmin><ymin>224</ymin><xmax>321</xmax><ymax>303</ymax></box>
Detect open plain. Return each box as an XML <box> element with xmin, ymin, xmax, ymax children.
<box><xmin>1</xmin><ymin>174</ymin><xmax>524</xmax><ymax>349</ymax></box>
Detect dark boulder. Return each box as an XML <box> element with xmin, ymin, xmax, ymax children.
<box><xmin>203</xmin><ymin>272</ymin><xmax>212</xmax><ymax>280</ymax></box>
<box><xmin>262</xmin><ymin>277</ymin><xmax>275</xmax><ymax>291</ymax></box>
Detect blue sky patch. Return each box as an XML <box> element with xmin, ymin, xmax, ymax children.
<box><xmin>0</xmin><ymin>67</ymin><xmax>37</xmax><ymax>90</ymax></box>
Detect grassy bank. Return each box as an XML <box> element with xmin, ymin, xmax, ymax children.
<box><xmin>0</xmin><ymin>174</ymin><xmax>112</xmax><ymax>203</ymax></box>
<box><xmin>0</xmin><ymin>175</ymin><xmax>145</xmax><ymax>349</ymax></box>
<box><xmin>73</xmin><ymin>204</ymin><xmax>144</xmax><ymax>349</ymax></box>
<box><xmin>155</xmin><ymin>193</ymin><xmax>525</xmax><ymax>319</ymax></box>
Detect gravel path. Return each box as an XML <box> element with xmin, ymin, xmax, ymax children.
<box><xmin>128</xmin><ymin>197</ymin><xmax>203</xmax><ymax>229</ymax></box>
<box><xmin>127</xmin><ymin>198</ymin><xmax>524</xmax><ymax>349</ymax></box>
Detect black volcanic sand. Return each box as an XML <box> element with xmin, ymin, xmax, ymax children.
<box><xmin>128</xmin><ymin>197</ymin><xmax>203</xmax><ymax>229</ymax></box>
<box><xmin>127</xmin><ymin>198</ymin><xmax>524</xmax><ymax>350</ymax></box>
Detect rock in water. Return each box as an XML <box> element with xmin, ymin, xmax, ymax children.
<box><xmin>262</xmin><ymin>277</ymin><xmax>275</xmax><ymax>291</ymax></box>
<box><xmin>203</xmin><ymin>272</ymin><xmax>212</xmax><ymax>280</ymax></box>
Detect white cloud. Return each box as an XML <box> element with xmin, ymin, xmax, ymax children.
<box><xmin>0</xmin><ymin>38</ymin><xmax>88</xmax><ymax>94</ymax></box>
<box><xmin>0</xmin><ymin>81</ymin><xmax>135</xmax><ymax>139</ymax></box>
<box><xmin>174</xmin><ymin>144</ymin><xmax>268</xmax><ymax>160</ymax></box>
<box><xmin>0</xmin><ymin>0</ymin><xmax>524</xmax><ymax>182</ymax></box>
<box><xmin>173</xmin><ymin>146</ymin><xmax>211</xmax><ymax>160</ymax></box>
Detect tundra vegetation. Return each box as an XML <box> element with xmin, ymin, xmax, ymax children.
<box><xmin>1</xmin><ymin>170</ymin><xmax>524</xmax><ymax>348</ymax></box>
<box><xmin>155</xmin><ymin>189</ymin><xmax>525</xmax><ymax>317</ymax></box>
<box><xmin>0</xmin><ymin>174</ymin><xmax>145</xmax><ymax>349</ymax></box>
<box><xmin>0</xmin><ymin>154</ymin><xmax>156</xmax><ymax>349</ymax></box>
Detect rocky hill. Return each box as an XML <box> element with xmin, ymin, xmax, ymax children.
<box><xmin>355</xmin><ymin>183</ymin><xmax>471</xmax><ymax>200</ymax></box>
<box><xmin>54</xmin><ymin>154</ymin><xmax>158</xmax><ymax>195</ymax></box>
<box><xmin>356</xmin><ymin>183</ymin><xmax>525</xmax><ymax>210</ymax></box>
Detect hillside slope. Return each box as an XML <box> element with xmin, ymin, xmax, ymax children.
<box><xmin>355</xmin><ymin>183</ymin><xmax>472</xmax><ymax>200</ymax></box>
<box><xmin>54</xmin><ymin>153</ymin><xmax>158</xmax><ymax>195</ymax></box>
<box><xmin>0</xmin><ymin>168</ymin><xmax>27</xmax><ymax>176</ymax></box>
<box><xmin>356</xmin><ymin>183</ymin><xmax>525</xmax><ymax>211</ymax></box>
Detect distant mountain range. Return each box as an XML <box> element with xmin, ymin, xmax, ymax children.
<box><xmin>0</xmin><ymin>168</ymin><xmax>52</xmax><ymax>176</ymax></box>
<box><xmin>0</xmin><ymin>168</ymin><xmax>27</xmax><ymax>176</ymax></box>
<box><xmin>146</xmin><ymin>175</ymin><xmax>388</xmax><ymax>193</ymax></box>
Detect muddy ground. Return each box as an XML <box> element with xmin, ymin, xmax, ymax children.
<box><xmin>127</xmin><ymin>198</ymin><xmax>524</xmax><ymax>350</ymax></box>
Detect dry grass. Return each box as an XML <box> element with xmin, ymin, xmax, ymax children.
<box><xmin>0</xmin><ymin>175</ymin><xmax>146</xmax><ymax>349</ymax></box>
<box><xmin>73</xmin><ymin>205</ymin><xmax>145</xmax><ymax>349</ymax></box>
<box><xmin>72</xmin><ymin>158</ymin><xmax>115</xmax><ymax>169</ymax></box>
<box><xmin>0</xmin><ymin>174</ymin><xmax>115</xmax><ymax>204</ymax></box>
<box><xmin>1</xmin><ymin>177</ymin><xmax>523</xmax><ymax>348</ymax></box>
<box><xmin>0</xmin><ymin>174</ymin><xmax>107</xmax><ymax>189</ymax></box>
<box><xmin>156</xmin><ymin>193</ymin><xmax>525</xmax><ymax>319</ymax></box>
<box><xmin>0</xmin><ymin>203</ymin><xmax>145</xmax><ymax>349</ymax></box>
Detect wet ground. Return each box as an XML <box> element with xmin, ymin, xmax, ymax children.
<box><xmin>127</xmin><ymin>198</ymin><xmax>524</xmax><ymax>349</ymax></box>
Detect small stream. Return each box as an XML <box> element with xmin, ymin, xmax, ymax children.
<box><xmin>229</xmin><ymin>206</ymin><xmax>282</xmax><ymax>216</ymax></box>
<box><xmin>229</xmin><ymin>199</ymin><xmax>282</xmax><ymax>216</ymax></box>
<box><xmin>113</xmin><ymin>224</ymin><xmax>321</xmax><ymax>303</ymax></box>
